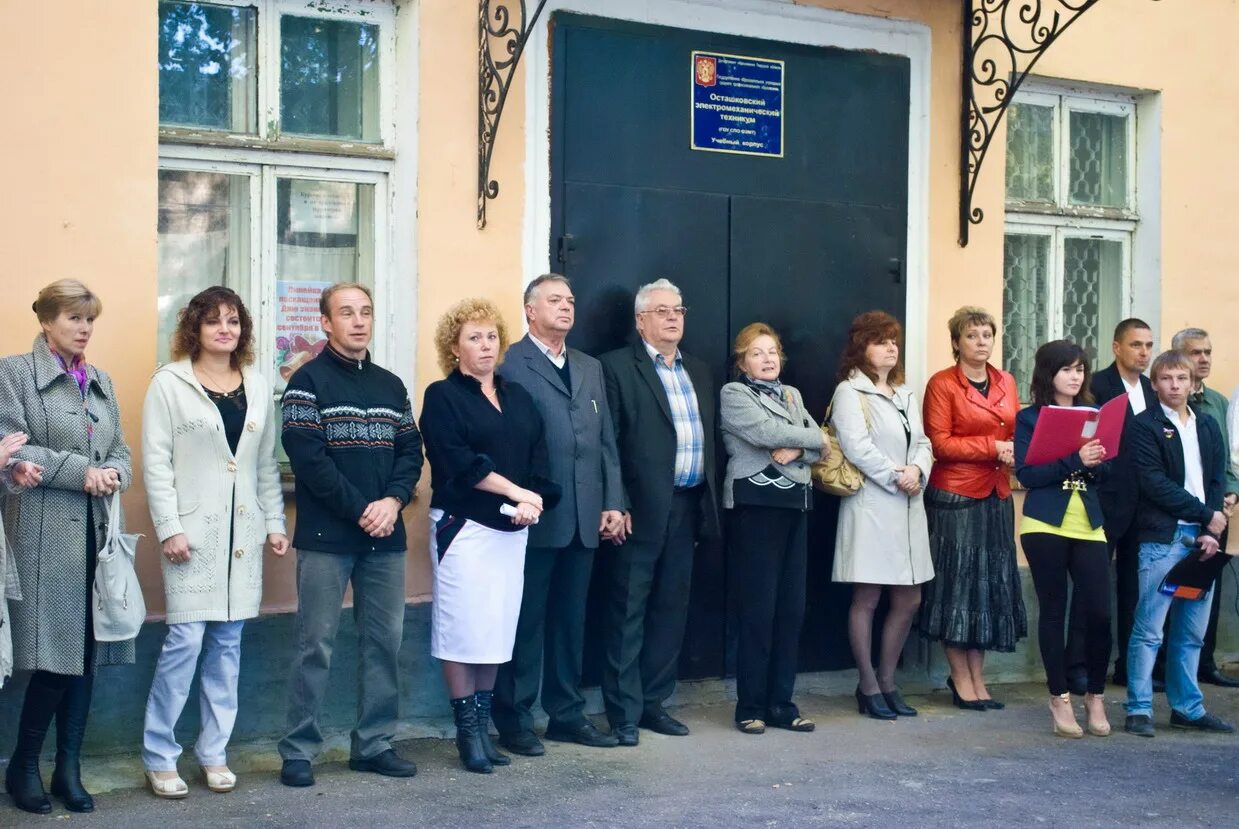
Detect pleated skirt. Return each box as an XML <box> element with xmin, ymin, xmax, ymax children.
<box><xmin>917</xmin><ymin>487</ymin><xmax>1027</xmax><ymax>652</ymax></box>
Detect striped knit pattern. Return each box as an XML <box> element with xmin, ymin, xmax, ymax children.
<box><xmin>283</xmin><ymin>389</ymin><xmax>416</xmax><ymax>450</ymax></box>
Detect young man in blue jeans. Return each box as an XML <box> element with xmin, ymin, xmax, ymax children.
<box><xmin>1125</xmin><ymin>350</ymin><xmax>1234</xmax><ymax>737</ymax></box>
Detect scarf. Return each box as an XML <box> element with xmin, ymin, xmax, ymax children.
<box><xmin>742</xmin><ymin>374</ymin><xmax>786</xmax><ymax>405</ymax></box>
<box><xmin>50</xmin><ymin>348</ymin><xmax>92</xmax><ymax>439</ymax></box>
<box><xmin>51</xmin><ymin>349</ymin><xmax>89</xmax><ymax>399</ymax></box>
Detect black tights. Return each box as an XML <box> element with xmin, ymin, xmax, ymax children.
<box><xmin>1022</xmin><ymin>533</ymin><xmax>1111</xmax><ymax>695</ymax></box>
<box><xmin>848</xmin><ymin>584</ymin><xmax>922</xmax><ymax>695</ymax></box>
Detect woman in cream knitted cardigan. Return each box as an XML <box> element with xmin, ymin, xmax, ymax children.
<box><xmin>140</xmin><ymin>287</ymin><xmax>287</xmax><ymax>798</ymax></box>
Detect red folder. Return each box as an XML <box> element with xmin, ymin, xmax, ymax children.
<box><xmin>1024</xmin><ymin>396</ymin><xmax>1128</xmax><ymax>465</ymax></box>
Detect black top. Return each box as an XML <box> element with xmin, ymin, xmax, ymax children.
<box><xmin>281</xmin><ymin>344</ymin><xmax>424</xmax><ymax>554</ymax></box>
<box><xmin>553</xmin><ymin>356</ymin><xmax>571</xmax><ymax>392</ymax></box>
<box><xmin>1090</xmin><ymin>362</ymin><xmax>1159</xmax><ymax>538</ymax></box>
<box><xmin>968</xmin><ymin>377</ymin><xmax>990</xmax><ymax>398</ymax></box>
<box><xmin>1014</xmin><ymin>405</ymin><xmax>1110</xmax><ymax>528</ymax></box>
<box><xmin>419</xmin><ymin>370</ymin><xmax>561</xmax><ymax>532</ymax></box>
<box><xmin>208</xmin><ymin>383</ymin><xmax>248</xmax><ymax>455</ymax></box>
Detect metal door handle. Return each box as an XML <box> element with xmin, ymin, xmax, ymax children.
<box><xmin>557</xmin><ymin>234</ymin><xmax>577</xmax><ymax>264</ymax></box>
<box><xmin>888</xmin><ymin>257</ymin><xmax>903</xmax><ymax>285</ymax></box>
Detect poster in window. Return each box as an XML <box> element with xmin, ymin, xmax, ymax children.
<box><xmin>288</xmin><ymin>180</ymin><xmax>357</xmax><ymax>235</ymax></box>
<box><xmin>690</xmin><ymin>51</ymin><xmax>784</xmax><ymax>158</ymax></box>
<box><xmin>275</xmin><ymin>279</ymin><xmax>333</xmax><ymax>387</ymax></box>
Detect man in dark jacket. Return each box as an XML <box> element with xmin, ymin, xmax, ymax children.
<box><xmin>1124</xmin><ymin>350</ymin><xmax>1233</xmax><ymax>737</ymax></box>
<box><xmin>1174</xmin><ymin>327</ymin><xmax>1239</xmax><ymax>687</ymax></box>
<box><xmin>491</xmin><ymin>274</ymin><xmax>626</xmax><ymax>755</ymax></box>
<box><xmin>598</xmin><ymin>278</ymin><xmax>720</xmax><ymax>746</ymax></box>
<box><xmin>1069</xmin><ymin>318</ymin><xmax>1157</xmax><ymax>689</ymax></box>
<box><xmin>277</xmin><ymin>283</ymin><xmax>424</xmax><ymax>786</ymax></box>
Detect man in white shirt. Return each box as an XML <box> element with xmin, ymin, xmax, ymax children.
<box><xmin>491</xmin><ymin>274</ymin><xmax>627</xmax><ymax>755</ymax></box>
<box><xmin>1173</xmin><ymin>328</ymin><xmax>1239</xmax><ymax>687</ymax></box>
<box><xmin>1068</xmin><ymin>319</ymin><xmax>1158</xmax><ymax>691</ymax></box>
<box><xmin>1124</xmin><ymin>350</ymin><xmax>1232</xmax><ymax>737</ymax></box>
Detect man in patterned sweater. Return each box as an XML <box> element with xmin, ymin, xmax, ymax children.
<box><xmin>277</xmin><ymin>283</ymin><xmax>423</xmax><ymax>787</ymax></box>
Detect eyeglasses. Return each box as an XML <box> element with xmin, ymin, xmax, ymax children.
<box><xmin>639</xmin><ymin>305</ymin><xmax>689</xmax><ymax>319</ymax></box>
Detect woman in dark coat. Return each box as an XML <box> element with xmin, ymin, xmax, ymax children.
<box><xmin>0</xmin><ymin>279</ymin><xmax>134</xmax><ymax>815</ymax></box>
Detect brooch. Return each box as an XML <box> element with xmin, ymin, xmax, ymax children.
<box><xmin>1162</xmin><ymin>428</ymin><xmax>1176</xmax><ymax>439</ymax></box>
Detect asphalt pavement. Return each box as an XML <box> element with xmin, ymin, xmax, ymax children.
<box><xmin>3</xmin><ymin>681</ymin><xmax>1237</xmax><ymax>828</ymax></box>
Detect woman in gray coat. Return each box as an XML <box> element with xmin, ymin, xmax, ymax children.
<box><xmin>720</xmin><ymin>323</ymin><xmax>826</xmax><ymax>734</ymax></box>
<box><xmin>0</xmin><ymin>279</ymin><xmax>134</xmax><ymax>815</ymax></box>
<box><xmin>831</xmin><ymin>311</ymin><xmax>932</xmax><ymax>721</ymax></box>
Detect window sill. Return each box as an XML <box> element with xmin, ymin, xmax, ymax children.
<box><xmin>159</xmin><ymin>128</ymin><xmax>396</xmax><ymax>161</ymax></box>
<box><xmin>1004</xmin><ymin>200</ymin><xmax>1138</xmax><ymax>223</ymax></box>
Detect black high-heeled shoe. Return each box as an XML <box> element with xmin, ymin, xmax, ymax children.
<box><xmin>855</xmin><ymin>688</ymin><xmax>897</xmax><ymax>720</ymax></box>
<box><xmin>946</xmin><ymin>677</ymin><xmax>988</xmax><ymax>712</ymax></box>
<box><xmin>881</xmin><ymin>688</ymin><xmax>918</xmax><ymax>717</ymax></box>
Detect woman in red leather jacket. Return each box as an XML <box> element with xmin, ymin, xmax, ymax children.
<box><xmin>918</xmin><ymin>307</ymin><xmax>1026</xmax><ymax>711</ymax></box>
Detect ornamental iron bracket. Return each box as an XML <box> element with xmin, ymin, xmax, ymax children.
<box><xmin>479</xmin><ymin>0</ymin><xmax>549</xmax><ymax>229</ymax></box>
<box><xmin>959</xmin><ymin>0</ymin><xmax>1104</xmax><ymax>246</ymax></box>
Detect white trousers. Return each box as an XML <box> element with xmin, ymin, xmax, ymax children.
<box><xmin>142</xmin><ymin>620</ymin><xmax>244</xmax><ymax>770</ymax></box>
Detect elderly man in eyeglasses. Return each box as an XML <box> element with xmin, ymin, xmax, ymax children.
<box><xmin>597</xmin><ymin>278</ymin><xmax>720</xmax><ymax>746</ymax></box>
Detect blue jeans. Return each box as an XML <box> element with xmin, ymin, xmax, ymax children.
<box><xmin>142</xmin><ymin>621</ymin><xmax>245</xmax><ymax>771</ymax></box>
<box><xmin>1125</xmin><ymin>525</ymin><xmax>1212</xmax><ymax>719</ymax></box>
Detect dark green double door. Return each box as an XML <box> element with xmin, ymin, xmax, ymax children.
<box><xmin>550</xmin><ymin>13</ymin><xmax>910</xmax><ymax>677</ymax></box>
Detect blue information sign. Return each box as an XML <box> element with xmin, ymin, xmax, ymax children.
<box><xmin>690</xmin><ymin>51</ymin><xmax>784</xmax><ymax>158</ymax></box>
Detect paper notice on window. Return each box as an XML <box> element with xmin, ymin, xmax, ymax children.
<box><xmin>275</xmin><ymin>279</ymin><xmax>333</xmax><ymax>387</ymax></box>
<box><xmin>288</xmin><ymin>180</ymin><xmax>357</xmax><ymax>235</ymax></box>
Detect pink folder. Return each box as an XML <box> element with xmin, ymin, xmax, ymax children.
<box><xmin>1024</xmin><ymin>396</ymin><xmax>1128</xmax><ymax>465</ymax></box>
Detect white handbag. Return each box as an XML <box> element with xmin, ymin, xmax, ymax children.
<box><xmin>93</xmin><ymin>491</ymin><xmax>145</xmax><ymax>642</ymax></box>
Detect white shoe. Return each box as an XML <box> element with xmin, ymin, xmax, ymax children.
<box><xmin>145</xmin><ymin>770</ymin><xmax>189</xmax><ymax>799</ymax></box>
<box><xmin>200</xmin><ymin>765</ymin><xmax>237</xmax><ymax>793</ymax></box>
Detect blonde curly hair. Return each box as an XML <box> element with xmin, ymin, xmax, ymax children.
<box><xmin>434</xmin><ymin>298</ymin><xmax>510</xmax><ymax>376</ymax></box>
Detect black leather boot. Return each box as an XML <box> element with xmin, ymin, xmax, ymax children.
<box><xmin>5</xmin><ymin>673</ymin><xmax>67</xmax><ymax>814</ymax></box>
<box><xmin>472</xmin><ymin>690</ymin><xmax>510</xmax><ymax>767</ymax></box>
<box><xmin>450</xmin><ymin>696</ymin><xmax>493</xmax><ymax>774</ymax></box>
<box><xmin>50</xmin><ymin>675</ymin><xmax>95</xmax><ymax>813</ymax></box>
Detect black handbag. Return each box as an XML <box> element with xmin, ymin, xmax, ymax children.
<box><xmin>732</xmin><ymin>464</ymin><xmax>812</xmax><ymax>511</ymax></box>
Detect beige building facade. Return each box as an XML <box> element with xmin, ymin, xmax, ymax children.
<box><xmin>1</xmin><ymin>0</ymin><xmax>1237</xmax><ymax>699</ymax></box>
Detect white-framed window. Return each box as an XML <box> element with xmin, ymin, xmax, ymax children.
<box><xmin>158</xmin><ymin>0</ymin><xmax>394</xmax><ymax>149</ymax></box>
<box><xmin>156</xmin><ymin>0</ymin><xmax>397</xmax><ymax>468</ymax></box>
<box><xmin>1002</xmin><ymin>86</ymin><xmax>1138</xmax><ymax>397</ymax></box>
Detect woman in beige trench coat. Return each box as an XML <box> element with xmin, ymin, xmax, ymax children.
<box><xmin>831</xmin><ymin>311</ymin><xmax>933</xmax><ymax>721</ymax></box>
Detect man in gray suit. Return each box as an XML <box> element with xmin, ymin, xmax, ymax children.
<box><xmin>491</xmin><ymin>274</ymin><xmax>627</xmax><ymax>755</ymax></box>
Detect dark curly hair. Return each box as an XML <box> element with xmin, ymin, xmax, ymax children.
<box><xmin>171</xmin><ymin>286</ymin><xmax>255</xmax><ymax>368</ymax></box>
<box><xmin>837</xmin><ymin>310</ymin><xmax>904</xmax><ymax>386</ymax></box>
<box><xmin>1029</xmin><ymin>339</ymin><xmax>1094</xmax><ymax>407</ymax></box>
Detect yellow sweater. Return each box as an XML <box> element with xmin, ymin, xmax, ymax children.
<box><xmin>1020</xmin><ymin>491</ymin><xmax>1106</xmax><ymax>542</ymax></box>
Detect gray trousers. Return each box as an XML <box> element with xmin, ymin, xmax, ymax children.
<box><xmin>278</xmin><ymin>549</ymin><xmax>406</xmax><ymax>762</ymax></box>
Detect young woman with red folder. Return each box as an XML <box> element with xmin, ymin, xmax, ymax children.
<box><xmin>1015</xmin><ymin>340</ymin><xmax>1113</xmax><ymax>738</ymax></box>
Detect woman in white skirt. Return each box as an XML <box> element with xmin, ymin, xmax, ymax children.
<box><xmin>419</xmin><ymin>298</ymin><xmax>560</xmax><ymax>774</ymax></box>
